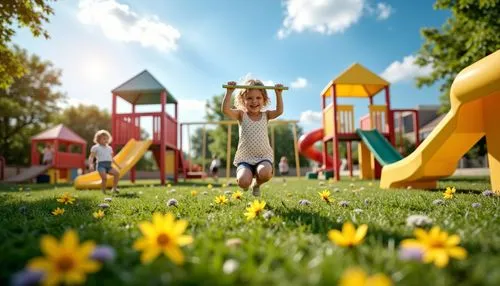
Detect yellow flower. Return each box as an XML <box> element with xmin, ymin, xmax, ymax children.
<box><xmin>222</xmin><ymin>183</ymin><xmax>227</xmax><ymax>188</ymax></box>
<box><xmin>244</xmin><ymin>200</ymin><xmax>266</xmax><ymax>220</ymax></box>
<box><xmin>133</xmin><ymin>212</ymin><xmax>193</xmax><ymax>265</ymax></box>
<box><xmin>191</xmin><ymin>190</ymin><xmax>198</xmax><ymax>197</ymax></box>
<box><xmin>443</xmin><ymin>187</ymin><xmax>456</xmax><ymax>199</ymax></box>
<box><xmin>57</xmin><ymin>192</ymin><xmax>75</xmax><ymax>205</ymax></box>
<box><xmin>27</xmin><ymin>230</ymin><xmax>101</xmax><ymax>286</ymax></box>
<box><xmin>328</xmin><ymin>222</ymin><xmax>368</xmax><ymax>247</ymax></box>
<box><xmin>207</xmin><ymin>184</ymin><xmax>213</xmax><ymax>189</ymax></box>
<box><xmin>215</xmin><ymin>195</ymin><xmax>228</xmax><ymax>205</ymax></box>
<box><xmin>167</xmin><ymin>183</ymin><xmax>172</xmax><ymax>188</ymax></box>
<box><xmin>401</xmin><ymin>226</ymin><xmax>467</xmax><ymax>268</ymax></box>
<box><xmin>339</xmin><ymin>268</ymin><xmax>392</xmax><ymax>286</ymax></box>
<box><xmin>232</xmin><ymin>190</ymin><xmax>243</xmax><ymax>200</ymax></box>
<box><xmin>52</xmin><ymin>208</ymin><xmax>65</xmax><ymax>216</ymax></box>
<box><xmin>318</xmin><ymin>190</ymin><xmax>333</xmax><ymax>203</ymax></box>
<box><xmin>93</xmin><ymin>210</ymin><xmax>105</xmax><ymax>219</ymax></box>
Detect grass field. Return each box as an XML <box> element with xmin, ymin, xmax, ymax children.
<box><xmin>1</xmin><ymin>177</ymin><xmax>499</xmax><ymax>285</ymax></box>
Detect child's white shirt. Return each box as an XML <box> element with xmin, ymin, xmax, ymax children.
<box><xmin>91</xmin><ymin>144</ymin><xmax>113</xmax><ymax>162</ymax></box>
<box><xmin>279</xmin><ymin>161</ymin><xmax>289</xmax><ymax>172</ymax></box>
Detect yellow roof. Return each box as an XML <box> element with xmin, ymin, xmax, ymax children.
<box><xmin>321</xmin><ymin>63</ymin><xmax>389</xmax><ymax>98</ymax></box>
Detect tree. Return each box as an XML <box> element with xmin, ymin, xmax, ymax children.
<box><xmin>188</xmin><ymin>127</ymin><xmax>214</xmax><ymax>168</ymax></box>
<box><xmin>0</xmin><ymin>0</ymin><xmax>57</xmax><ymax>88</ymax></box>
<box><xmin>415</xmin><ymin>0</ymin><xmax>500</xmax><ymax>113</ymax></box>
<box><xmin>0</xmin><ymin>47</ymin><xmax>65</xmax><ymax>165</ymax></box>
<box><xmin>55</xmin><ymin>104</ymin><xmax>111</xmax><ymax>152</ymax></box>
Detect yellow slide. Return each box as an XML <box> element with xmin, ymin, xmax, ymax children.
<box><xmin>74</xmin><ymin>139</ymin><xmax>152</xmax><ymax>190</ymax></box>
<box><xmin>381</xmin><ymin>50</ymin><xmax>500</xmax><ymax>191</ymax></box>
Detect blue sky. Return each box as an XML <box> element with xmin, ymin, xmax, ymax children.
<box><xmin>14</xmin><ymin>0</ymin><xmax>449</xmax><ymax>136</ymax></box>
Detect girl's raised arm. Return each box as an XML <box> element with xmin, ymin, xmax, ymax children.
<box><xmin>221</xmin><ymin>81</ymin><xmax>241</xmax><ymax>120</ymax></box>
<box><xmin>267</xmin><ymin>84</ymin><xmax>284</xmax><ymax>120</ymax></box>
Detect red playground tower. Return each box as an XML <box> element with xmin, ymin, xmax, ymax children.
<box><xmin>111</xmin><ymin>70</ymin><xmax>179</xmax><ymax>185</ymax></box>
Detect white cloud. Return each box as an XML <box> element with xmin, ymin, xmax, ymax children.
<box><xmin>381</xmin><ymin>55</ymin><xmax>433</xmax><ymax>83</ymax></box>
<box><xmin>300</xmin><ymin>110</ymin><xmax>322</xmax><ymax>124</ymax></box>
<box><xmin>238</xmin><ymin>73</ymin><xmax>274</xmax><ymax>86</ymax></box>
<box><xmin>375</xmin><ymin>3</ymin><xmax>393</xmax><ymax>20</ymax></box>
<box><xmin>78</xmin><ymin>0</ymin><xmax>180</xmax><ymax>52</ymax></box>
<box><xmin>291</xmin><ymin>77</ymin><xmax>308</xmax><ymax>89</ymax></box>
<box><xmin>278</xmin><ymin>0</ymin><xmax>394</xmax><ymax>38</ymax></box>
<box><xmin>178</xmin><ymin>99</ymin><xmax>206</xmax><ymax>112</ymax></box>
<box><xmin>278</xmin><ymin>0</ymin><xmax>364</xmax><ymax>38</ymax></box>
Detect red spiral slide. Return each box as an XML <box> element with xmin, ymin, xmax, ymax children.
<box><xmin>298</xmin><ymin>128</ymin><xmax>333</xmax><ymax>169</ymax></box>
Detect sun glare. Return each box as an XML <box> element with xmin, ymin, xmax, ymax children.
<box><xmin>82</xmin><ymin>58</ymin><xmax>107</xmax><ymax>81</ymax></box>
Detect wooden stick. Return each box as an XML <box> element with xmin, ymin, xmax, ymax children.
<box><xmin>222</xmin><ymin>85</ymin><xmax>289</xmax><ymax>90</ymax></box>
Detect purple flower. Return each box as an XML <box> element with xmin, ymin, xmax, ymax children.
<box><xmin>11</xmin><ymin>269</ymin><xmax>44</xmax><ymax>286</ymax></box>
<box><xmin>482</xmin><ymin>190</ymin><xmax>494</xmax><ymax>197</ymax></box>
<box><xmin>104</xmin><ymin>197</ymin><xmax>112</xmax><ymax>202</ymax></box>
<box><xmin>399</xmin><ymin>247</ymin><xmax>424</xmax><ymax>262</ymax></box>
<box><xmin>167</xmin><ymin>198</ymin><xmax>178</xmax><ymax>207</ymax></box>
<box><xmin>91</xmin><ymin>245</ymin><xmax>116</xmax><ymax>262</ymax></box>
<box><xmin>98</xmin><ymin>203</ymin><xmax>110</xmax><ymax>209</ymax></box>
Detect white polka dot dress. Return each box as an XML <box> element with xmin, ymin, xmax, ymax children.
<box><xmin>233</xmin><ymin>112</ymin><xmax>274</xmax><ymax>166</ymax></box>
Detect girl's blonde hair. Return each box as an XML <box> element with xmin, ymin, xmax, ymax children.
<box><xmin>93</xmin><ymin>130</ymin><xmax>112</xmax><ymax>144</ymax></box>
<box><xmin>234</xmin><ymin>79</ymin><xmax>270</xmax><ymax>111</ymax></box>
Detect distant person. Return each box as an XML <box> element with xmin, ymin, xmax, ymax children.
<box><xmin>222</xmin><ymin>79</ymin><xmax>284</xmax><ymax>197</ymax></box>
<box><xmin>210</xmin><ymin>155</ymin><xmax>221</xmax><ymax>182</ymax></box>
<box><xmin>278</xmin><ymin>156</ymin><xmax>289</xmax><ymax>182</ymax></box>
<box><xmin>88</xmin><ymin>130</ymin><xmax>121</xmax><ymax>194</ymax></box>
<box><xmin>42</xmin><ymin>144</ymin><xmax>54</xmax><ymax>165</ymax></box>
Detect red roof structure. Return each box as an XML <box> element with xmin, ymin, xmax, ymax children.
<box><xmin>32</xmin><ymin>124</ymin><xmax>86</xmax><ymax>144</ymax></box>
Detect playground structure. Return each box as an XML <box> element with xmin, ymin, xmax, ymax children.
<box><xmin>381</xmin><ymin>49</ymin><xmax>500</xmax><ymax>190</ymax></box>
<box><xmin>299</xmin><ymin>63</ymin><xmax>420</xmax><ymax>180</ymax></box>
<box><xmin>180</xmin><ymin>119</ymin><xmax>301</xmax><ymax>180</ymax></box>
<box><xmin>5</xmin><ymin>124</ymin><xmax>87</xmax><ymax>184</ymax></box>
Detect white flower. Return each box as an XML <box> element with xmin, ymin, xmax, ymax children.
<box><xmin>104</xmin><ymin>197</ymin><xmax>112</xmax><ymax>202</ymax></box>
<box><xmin>225</xmin><ymin>238</ymin><xmax>243</xmax><ymax>248</ymax></box>
<box><xmin>406</xmin><ymin>214</ymin><xmax>433</xmax><ymax>227</ymax></box>
<box><xmin>482</xmin><ymin>190</ymin><xmax>495</xmax><ymax>197</ymax></box>
<box><xmin>298</xmin><ymin>199</ymin><xmax>311</xmax><ymax>206</ymax></box>
<box><xmin>98</xmin><ymin>203</ymin><xmax>110</xmax><ymax>208</ymax></box>
<box><xmin>222</xmin><ymin>259</ymin><xmax>239</xmax><ymax>274</ymax></box>
<box><xmin>338</xmin><ymin>201</ymin><xmax>349</xmax><ymax>207</ymax></box>
<box><xmin>167</xmin><ymin>198</ymin><xmax>178</xmax><ymax>207</ymax></box>
<box><xmin>471</xmin><ymin>203</ymin><xmax>481</xmax><ymax>208</ymax></box>
<box><xmin>432</xmin><ymin>199</ymin><xmax>445</xmax><ymax>205</ymax></box>
<box><xmin>263</xmin><ymin>210</ymin><xmax>274</xmax><ymax>220</ymax></box>
<box><xmin>353</xmin><ymin>208</ymin><xmax>363</xmax><ymax>214</ymax></box>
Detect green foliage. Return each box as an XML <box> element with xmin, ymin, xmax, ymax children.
<box><xmin>54</xmin><ymin>104</ymin><xmax>111</xmax><ymax>154</ymax></box>
<box><xmin>0</xmin><ymin>47</ymin><xmax>65</xmax><ymax>165</ymax></box>
<box><xmin>0</xmin><ymin>0</ymin><xmax>57</xmax><ymax>88</ymax></box>
<box><xmin>0</xmin><ymin>178</ymin><xmax>498</xmax><ymax>285</ymax></box>
<box><xmin>416</xmin><ymin>0</ymin><xmax>500</xmax><ymax>113</ymax></box>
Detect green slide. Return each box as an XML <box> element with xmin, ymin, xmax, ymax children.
<box><xmin>356</xmin><ymin>129</ymin><xmax>403</xmax><ymax>166</ymax></box>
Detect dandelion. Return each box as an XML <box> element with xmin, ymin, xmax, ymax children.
<box><xmin>328</xmin><ymin>222</ymin><xmax>368</xmax><ymax>247</ymax></box>
<box><xmin>52</xmin><ymin>208</ymin><xmax>65</xmax><ymax>216</ymax></box>
<box><xmin>318</xmin><ymin>190</ymin><xmax>333</xmax><ymax>203</ymax></box>
<box><xmin>406</xmin><ymin>215</ymin><xmax>433</xmax><ymax>227</ymax></box>
<box><xmin>207</xmin><ymin>184</ymin><xmax>213</xmax><ymax>189</ymax></box>
<box><xmin>443</xmin><ymin>187</ymin><xmax>456</xmax><ymax>199</ymax></box>
<box><xmin>222</xmin><ymin>259</ymin><xmax>239</xmax><ymax>274</ymax></box>
<box><xmin>232</xmin><ymin>191</ymin><xmax>243</xmax><ymax>200</ymax></box>
<box><xmin>215</xmin><ymin>195</ymin><xmax>229</xmax><ymax>205</ymax></box>
<box><xmin>339</xmin><ymin>268</ymin><xmax>392</xmax><ymax>286</ymax></box>
<box><xmin>167</xmin><ymin>199</ymin><xmax>178</xmax><ymax>207</ymax></box>
<box><xmin>299</xmin><ymin>199</ymin><xmax>311</xmax><ymax>206</ymax></box>
<box><xmin>401</xmin><ymin>226</ymin><xmax>467</xmax><ymax>268</ymax></box>
<box><xmin>93</xmin><ymin>210</ymin><xmax>105</xmax><ymax>219</ymax></box>
<box><xmin>244</xmin><ymin>200</ymin><xmax>266</xmax><ymax>221</ymax></box>
<box><xmin>27</xmin><ymin>230</ymin><xmax>101</xmax><ymax>285</ymax></box>
<box><xmin>56</xmin><ymin>193</ymin><xmax>75</xmax><ymax>205</ymax></box>
<box><xmin>191</xmin><ymin>190</ymin><xmax>198</xmax><ymax>197</ymax></box>
<box><xmin>133</xmin><ymin>212</ymin><xmax>193</xmax><ymax>265</ymax></box>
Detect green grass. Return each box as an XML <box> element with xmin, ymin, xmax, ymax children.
<box><xmin>1</xmin><ymin>177</ymin><xmax>499</xmax><ymax>285</ymax></box>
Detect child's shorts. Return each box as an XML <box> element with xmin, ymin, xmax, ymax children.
<box><xmin>236</xmin><ymin>160</ymin><xmax>273</xmax><ymax>176</ymax></box>
<box><xmin>97</xmin><ymin>161</ymin><xmax>113</xmax><ymax>173</ymax></box>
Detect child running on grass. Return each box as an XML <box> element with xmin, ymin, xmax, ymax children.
<box><xmin>222</xmin><ymin>79</ymin><xmax>284</xmax><ymax>196</ymax></box>
<box><xmin>88</xmin><ymin>130</ymin><xmax>121</xmax><ymax>194</ymax></box>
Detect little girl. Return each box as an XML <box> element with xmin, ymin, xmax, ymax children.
<box><xmin>88</xmin><ymin>130</ymin><xmax>121</xmax><ymax>194</ymax></box>
<box><xmin>222</xmin><ymin>79</ymin><xmax>284</xmax><ymax>196</ymax></box>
